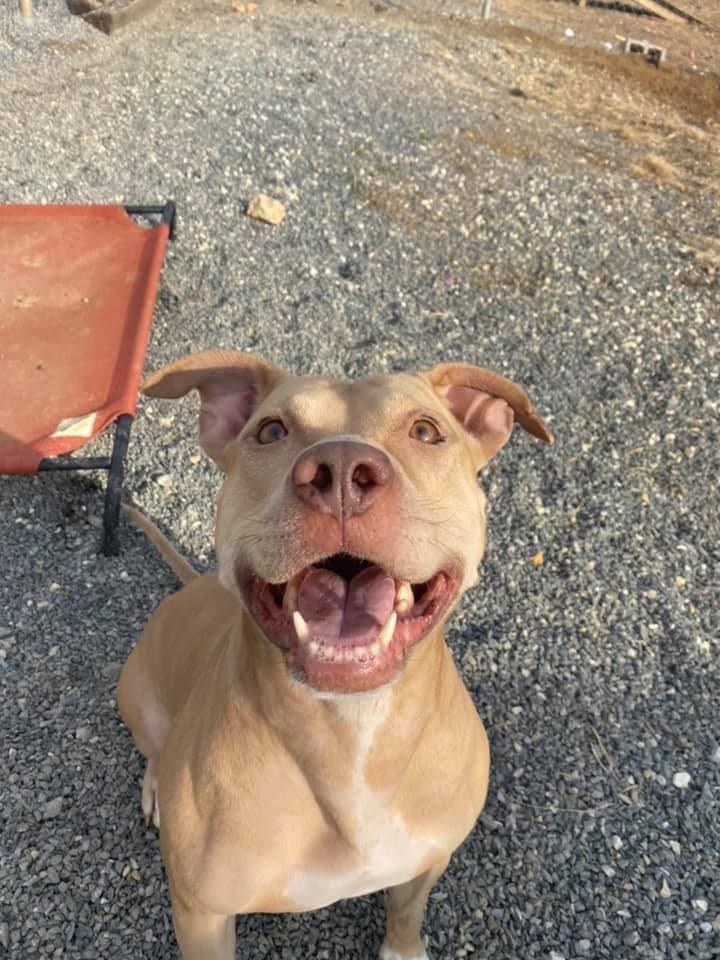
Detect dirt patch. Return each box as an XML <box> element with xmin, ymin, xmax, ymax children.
<box><xmin>396</xmin><ymin>4</ymin><xmax>720</xmax><ymax>196</ymax></box>
<box><xmin>496</xmin><ymin>0</ymin><xmax>720</xmax><ymax>77</ymax></box>
<box><xmin>513</xmin><ymin>30</ymin><xmax>720</xmax><ymax>126</ymax></box>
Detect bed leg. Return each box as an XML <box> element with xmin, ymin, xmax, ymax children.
<box><xmin>102</xmin><ymin>414</ymin><xmax>133</xmax><ymax>556</ymax></box>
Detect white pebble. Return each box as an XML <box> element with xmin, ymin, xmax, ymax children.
<box><xmin>673</xmin><ymin>771</ymin><xmax>691</xmax><ymax>789</ymax></box>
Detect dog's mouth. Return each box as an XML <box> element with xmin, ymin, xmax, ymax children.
<box><xmin>240</xmin><ymin>554</ymin><xmax>457</xmax><ymax>694</ymax></box>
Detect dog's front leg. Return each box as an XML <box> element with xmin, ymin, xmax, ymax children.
<box><xmin>170</xmin><ymin>884</ymin><xmax>235</xmax><ymax>960</ymax></box>
<box><xmin>379</xmin><ymin>858</ymin><xmax>449</xmax><ymax>960</ymax></box>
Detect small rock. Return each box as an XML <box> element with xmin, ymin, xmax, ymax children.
<box><xmin>549</xmin><ymin>952</ymin><xmax>565</xmax><ymax>960</ymax></box>
<box><xmin>154</xmin><ymin>473</ymin><xmax>173</xmax><ymax>489</ymax></box>
<box><xmin>577</xmin><ymin>939</ymin><xmax>591</xmax><ymax>952</ymax></box>
<box><xmin>0</xmin><ymin>922</ymin><xmax>8</xmax><ymax>949</ymax></box>
<box><xmin>711</xmin><ymin>745</ymin><xmax>720</xmax><ymax>764</ymax></box>
<box><xmin>101</xmin><ymin>661</ymin><xmax>122</xmax><ymax>680</ymax></box>
<box><xmin>673</xmin><ymin>771</ymin><xmax>691</xmax><ymax>789</ymax></box>
<box><xmin>692</xmin><ymin>899</ymin><xmax>708</xmax><ymax>914</ymax></box>
<box><xmin>610</xmin><ymin>835</ymin><xmax>623</xmax><ymax>850</ymax></box>
<box><xmin>75</xmin><ymin>726</ymin><xmax>92</xmax><ymax>742</ymax></box>
<box><xmin>659</xmin><ymin>878</ymin><xmax>671</xmax><ymax>898</ymax></box>
<box><xmin>669</xmin><ymin>840</ymin><xmax>681</xmax><ymax>855</ymax></box>
<box><xmin>43</xmin><ymin>797</ymin><xmax>63</xmax><ymax>819</ymax></box>
<box><xmin>623</xmin><ymin>931</ymin><xmax>640</xmax><ymax>947</ymax></box>
<box><xmin>247</xmin><ymin>194</ymin><xmax>286</xmax><ymax>225</ymax></box>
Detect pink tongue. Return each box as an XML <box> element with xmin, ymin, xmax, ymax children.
<box><xmin>297</xmin><ymin>566</ymin><xmax>396</xmax><ymax>647</ymax></box>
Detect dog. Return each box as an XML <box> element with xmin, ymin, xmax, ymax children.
<box><xmin>117</xmin><ymin>351</ymin><xmax>552</xmax><ymax>959</ymax></box>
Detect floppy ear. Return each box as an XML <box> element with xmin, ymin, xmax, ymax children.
<box><xmin>421</xmin><ymin>362</ymin><xmax>553</xmax><ymax>468</ymax></box>
<box><xmin>143</xmin><ymin>350</ymin><xmax>286</xmax><ymax>467</ymax></box>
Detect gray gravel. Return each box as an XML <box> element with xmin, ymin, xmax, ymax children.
<box><xmin>1</xmin><ymin>1</ymin><xmax>719</xmax><ymax>958</ymax></box>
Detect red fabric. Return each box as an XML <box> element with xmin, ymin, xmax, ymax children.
<box><xmin>0</xmin><ymin>205</ymin><xmax>169</xmax><ymax>473</ymax></box>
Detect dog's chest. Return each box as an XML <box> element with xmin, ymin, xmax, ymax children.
<box><xmin>283</xmin><ymin>695</ymin><xmax>437</xmax><ymax>911</ymax></box>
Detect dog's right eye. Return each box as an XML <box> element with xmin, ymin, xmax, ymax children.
<box><xmin>257</xmin><ymin>419</ymin><xmax>288</xmax><ymax>444</ymax></box>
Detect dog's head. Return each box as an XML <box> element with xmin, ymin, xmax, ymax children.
<box><xmin>144</xmin><ymin>352</ymin><xmax>552</xmax><ymax>696</ymax></box>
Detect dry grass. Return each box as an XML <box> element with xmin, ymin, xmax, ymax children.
<box><xmin>630</xmin><ymin>152</ymin><xmax>685</xmax><ymax>186</ymax></box>
<box><xmin>680</xmin><ymin>234</ymin><xmax>720</xmax><ymax>270</ymax></box>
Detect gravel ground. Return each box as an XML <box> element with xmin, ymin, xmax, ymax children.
<box><xmin>1</xmin><ymin>1</ymin><xmax>719</xmax><ymax>958</ymax></box>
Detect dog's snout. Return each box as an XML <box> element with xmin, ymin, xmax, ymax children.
<box><xmin>292</xmin><ymin>441</ymin><xmax>391</xmax><ymax>518</ymax></box>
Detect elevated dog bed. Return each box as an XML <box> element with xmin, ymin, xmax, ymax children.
<box><xmin>0</xmin><ymin>202</ymin><xmax>175</xmax><ymax>553</ymax></box>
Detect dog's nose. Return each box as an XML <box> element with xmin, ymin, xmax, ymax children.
<box><xmin>292</xmin><ymin>441</ymin><xmax>392</xmax><ymax>518</ymax></box>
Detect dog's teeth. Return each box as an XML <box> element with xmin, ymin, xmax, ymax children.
<box><xmin>292</xmin><ymin>611</ymin><xmax>310</xmax><ymax>645</ymax></box>
<box><xmin>369</xmin><ymin>641</ymin><xmax>380</xmax><ymax>657</ymax></box>
<box><xmin>284</xmin><ymin>580</ymin><xmax>299</xmax><ymax>612</ymax></box>
<box><xmin>379</xmin><ymin>611</ymin><xmax>397</xmax><ymax>649</ymax></box>
<box><xmin>394</xmin><ymin>581</ymin><xmax>413</xmax><ymax>615</ymax></box>
<box><xmin>308</xmin><ymin>639</ymin><xmax>320</xmax><ymax>655</ymax></box>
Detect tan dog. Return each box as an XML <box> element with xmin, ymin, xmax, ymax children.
<box><xmin>118</xmin><ymin>352</ymin><xmax>552</xmax><ymax>960</ymax></box>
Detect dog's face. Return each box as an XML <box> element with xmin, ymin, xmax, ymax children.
<box><xmin>144</xmin><ymin>353</ymin><xmax>551</xmax><ymax>696</ymax></box>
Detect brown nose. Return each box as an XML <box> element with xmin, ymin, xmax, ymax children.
<box><xmin>292</xmin><ymin>440</ymin><xmax>392</xmax><ymax>519</ymax></box>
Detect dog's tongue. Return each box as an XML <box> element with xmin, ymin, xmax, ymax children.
<box><xmin>297</xmin><ymin>566</ymin><xmax>396</xmax><ymax>646</ymax></box>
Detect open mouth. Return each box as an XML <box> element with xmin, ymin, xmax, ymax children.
<box><xmin>240</xmin><ymin>554</ymin><xmax>457</xmax><ymax>693</ymax></box>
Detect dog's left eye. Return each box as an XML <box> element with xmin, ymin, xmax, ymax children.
<box><xmin>409</xmin><ymin>419</ymin><xmax>443</xmax><ymax>444</ymax></box>
<box><xmin>257</xmin><ymin>420</ymin><xmax>288</xmax><ymax>444</ymax></box>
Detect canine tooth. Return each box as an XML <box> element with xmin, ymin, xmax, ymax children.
<box><xmin>379</xmin><ymin>611</ymin><xmax>397</xmax><ymax>649</ymax></box>
<box><xmin>394</xmin><ymin>581</ymin><xmax>413</xmax><ymax>615</ymax></box>
<box><xmin>284</xmin><ymin>580</ymin><xmax>298</xmax><ymax>612</ymax></box>
<box><xmin>292</xmin><ymin>611</ymin><xmax>310</xmax><ymax>645</ymax></box>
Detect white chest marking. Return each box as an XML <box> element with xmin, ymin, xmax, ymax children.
<box><xmin>285</xmin><ymin>690</ymin><xmax>436</xmax><ymax>911</ymax></box>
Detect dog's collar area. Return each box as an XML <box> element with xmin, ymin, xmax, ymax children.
<box><xmin>241</xmin><ymin>555</ymin><xmax>456</xmax><ymax>694</ymax></box>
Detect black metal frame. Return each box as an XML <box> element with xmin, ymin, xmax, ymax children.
<box><xmin>36</xmin><ymin>201</ymin><xmax>176</xmax><ymax>556</ymax></box>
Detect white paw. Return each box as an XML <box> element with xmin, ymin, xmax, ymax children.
<box><xmin>378</xmin><ymin>946</ymin><xmax>429</xmax><ymax>960</ymax></box>
<box><xmin>141</xmin><ymin>758</ymin><xmax>160</xmax><ymax>828</ymax></box>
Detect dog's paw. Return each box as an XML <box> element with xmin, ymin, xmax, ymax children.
<box><xmin>378</xmin><ymin>946</ymin><xmax>429</xmax><ymax>960</ymax></box>
<box><xmin>141</xmin><ymin>758</ymin><xmax>160</xmax><ymax>829</ymax></box>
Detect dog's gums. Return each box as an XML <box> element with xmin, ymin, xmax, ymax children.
<box><xmin>241</xmin><ymin>555</ymin><xmax>457</xmax><ymax>693</ymax></box>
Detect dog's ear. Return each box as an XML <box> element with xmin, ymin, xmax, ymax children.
<box><xmin>421</xmin><ymin>362</ymin><xmax>553</xmax><ymax>467</ymax></box>
<box><xmin>143</xmin><ymin>351</ymin><xmax>285</xmax><ymax>467</ymax></box>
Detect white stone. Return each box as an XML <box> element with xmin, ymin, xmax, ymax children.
<box><xmin>247</xmin><ymin>193</ymin><xmax>286</xmax><ymax>225</ymax></box>
<box><xmin>672</xmin><ymin>771</ymin><xmax>691</xmax><ymax>789</ymax></box>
